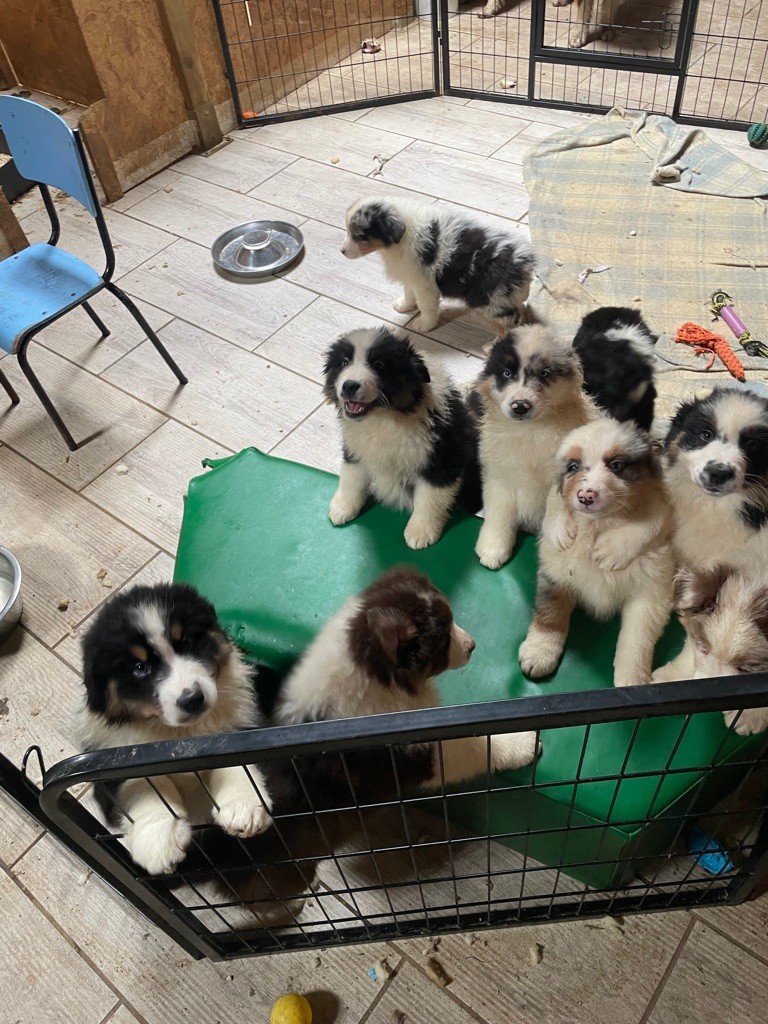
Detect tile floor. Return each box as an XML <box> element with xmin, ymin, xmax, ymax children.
<box><xmin>2</xmin><ymin>94</ymin><xmax>768</xmax><ymax>1024</ymax></box>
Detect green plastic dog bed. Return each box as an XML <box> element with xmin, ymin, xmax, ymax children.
<box><xmin>175</xmin><ymin>448</ymin><xmax>752</xmax><ymax>889</ymax></box>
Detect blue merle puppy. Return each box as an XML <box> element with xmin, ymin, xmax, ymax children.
<box><xmin>341</xmin><ymin>196</ymin><xmax>535</xmax><ymax>334</ymax></box>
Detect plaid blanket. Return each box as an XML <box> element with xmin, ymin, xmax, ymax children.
<box><xmin>523</xmin><ymin>108</ymin><xmax>768</xmax><ymax>415</ymax></box>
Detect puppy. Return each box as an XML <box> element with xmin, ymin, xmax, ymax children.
<box><xmin>664</xmin><ymin>388</ymin><xmax>768</xmax><ymax>572</ymax></box>
<box><xmin>75</xmin><ymin>583</ymin><xmax>273</xmax><ymax>876</ymax></box>
<box><xmin>572</xmin><ymin>306</ymin><xmax>657</xmax><ymax>429</ymax></box>
<box><xmin>653</xmin><ymin>566</ymin><xmax>768</xmax><ymax>735</ymax></box>
<box><xmin>324</xmin><ymin>326</ymin><xmax>480</xmax><ymax>549</ymax></box>
<box><xmin>341</xmin><ymin>196</ymin><xmax>535</xmax><ymax>333</ymax></box>
<box><xmin>469</xmin><ymin>324</ymin><xmax>598</xmax><ymax>569</ymax></box>
<box><xmin>207</xmin><ymin>567</ymin><xmax>541</xmax><ymax>921</ymax></box>
<box><xmin>519</xmin><ymin>418</ymin><xmax>674</xmax><ymax>686</ymax></box>
<box><xmin>552</xmin><ymin>0</ymin><xmax>616</xmax><ymax>48</ymax></box>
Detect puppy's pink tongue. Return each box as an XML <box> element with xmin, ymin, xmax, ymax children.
<box><xmin>346</xmin><ymin>401</ymin><xmax>366</xmax><ymax>414</ymax></box>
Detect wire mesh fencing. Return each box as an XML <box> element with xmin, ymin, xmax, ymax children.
<box><xmin>212</xmin><ymin>0</ymin><xmax>767</xmax><ymax>129</ymax></box>
<box><xmin>34</xmin><ymin>675</ymin><xmax>768</xmax><ymax>961</ymax></box>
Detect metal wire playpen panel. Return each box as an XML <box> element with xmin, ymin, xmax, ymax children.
<box><xmin>32</xmin><ymin>676</ymin><xmax>768</xmax><ymax>961</ymax></box>
<box><xmin>212</xmin><ymin>0</ymin><xmax>767</xmax><ymax>130</ymax></box>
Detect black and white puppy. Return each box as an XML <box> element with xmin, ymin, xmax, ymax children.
<box><xmin>664</xmin><ymin>388</ymin><xmax>768</xmax><ymax>572</ymax></box>
<box><xmin>341</xmin><ymin>196</ymin><xmax>535</xmax><ymax>334</ymax></box>
<box><xmin>572</xmin><ymin>306</ymin><xmax>657</xmax><ymax>429</ymax></box>
<box><xmin>75</xmin><ymin>583</ymin><xmax>273</xmax><ymax>876</ymax></box>
<box><xmin>323</xmin><ymin>326</ymin><xmax>480</xmax><ymax>549</ymax></box>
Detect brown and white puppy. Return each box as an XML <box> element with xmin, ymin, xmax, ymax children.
<box><xmin>220</xmin><ymin>567</ymin><xmax>541</xmax><ymax>920</ymax></box>
<box><xmin>324</xmin><ymin>326</ymin><xmax>480</xmax><ymax>549</ymax></box>
<box><xmin>520</xmin><ymin>418</ymin><xmax>674</xmax><ymax>686</ymax></box>
<box><xmin>652</xmin><ymin>566</ymin><xmax>768</xmax><ymax>735</ymax></box>
<box><xmin>664</xmin><ymin>388</ymin><xmax>768</xmax><ymax>573</ymax></box>
<box><xmin>75</xmin><ymin>584</ymin><xmax>272</xmax><ymax>876</ymax></box>
<box><xmin>468</xmin><ymin>324</ymin><xmax>598</xmax><ymax>569</ymax></box>
<box><xmin>341</xmin><ymin>196</ymin><xmax>535</xmax><ymax>334</ymax></box>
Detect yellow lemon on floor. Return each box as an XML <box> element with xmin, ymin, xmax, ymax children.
<box><xmin>271</xmin><ymin>993</ymin><xmax>312</xmax><ymax>1024</ymax></box>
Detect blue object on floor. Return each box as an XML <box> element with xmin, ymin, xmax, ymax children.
<box><xmin>0</xmin><ymin>95</ymin><xmax>187</xmax><ymax>450</ymax></box>
<box><xmin>688</xmin><ymin>824</ymin><xmax>735</xmax><ymax>875</ymax></box>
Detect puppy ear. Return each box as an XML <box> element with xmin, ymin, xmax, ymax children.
<box><xmin>367</xmin><ymin>607</ymin><xmax>418</xmax><ymax>662</ymax></box>
<box><xmin>379</xmin><ymin>210</ymin><xmax>406</xmax><ymax>246</ymax></box>
<box><xmin>673</xmin><ymin>565</ymin><xmax>728</xmax><ymax>614</ymax></box>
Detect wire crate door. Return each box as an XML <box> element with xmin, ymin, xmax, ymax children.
<box><xmin>211</xmin><ymin>0</ymin><xmax>441</xmax><ymax>126</ymax></box>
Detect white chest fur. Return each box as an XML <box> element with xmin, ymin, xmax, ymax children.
<box><xmin>342</xmin><ymin>408</ymin><xmax>434</xmax><ymax>510</ymax></box>
<box><xmin>669</xmin><ymin>471</ymin><xmax>766</xmax><ymax>570</ymax></box>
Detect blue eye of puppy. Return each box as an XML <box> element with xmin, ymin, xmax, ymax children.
<box><xmin>502</xmin><ymin>368</ymin><xmax>512</xmax><ymax>379</ymax></box>
<box><xmin>609</xmin><ymin>459</ymin><xmax>624</xmax><ymax>474</ymax></box>
<box><xmin>132</xmin><ymin>661</ymin><xmax>150</xmax><ymax>679</ymax></box>
<box><xmin>539</xmin><ymin>368</ymin><xmax>551</xmax><ymax>380</ymax></box>
<box><xmin>339</xmin><ymin>357</ymin><xmax>350</xmax><ymax>368</ymax></box>
<box><xmin>566</xmin><ymin>459</ymin><xmax>579</xmax><ymax>473</ymax></box>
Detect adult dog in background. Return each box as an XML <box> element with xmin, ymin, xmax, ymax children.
<box><xmin>75</xmin><ymin>583</ymin><xmax>273</xmax><ymax>876</ymax></box>
<box><xmin>341</xmin><ymin>196</ymin><xmax>535</xmax><ymax>334</ymax></box>
<box><xmin>324</xmin><ymin>326</ymin><xmax>480</xmax><ymax>549</ymax></box>
<box><xmin>664</xmin><ymin>388</ymin><xmax>768</xmax><ymax>572</ymax></box>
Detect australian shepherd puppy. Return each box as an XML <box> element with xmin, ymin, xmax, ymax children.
<box><xmin>664</xmin><ymin>388</ymin><xmax>768</xmax><ymax>572</ymax></box>
<box><xmin>572</xmin><ymin>306</ymin><xmax>657</xmax><ymax>429</ymax></box>
<box><xmin>74</xmin><ymin>584</ymin><xmax>273</xmax><ymax>876</ymax></box>
<box><xmin>341</xmin><ymin>196</ymin><xmax>535</xmax><ymax>334</ymax></box>
<box><xmin>519</xmin><ymin>418</ymin><xmax>674</xmax><ymax>687</ymax></box>
<box><xmin>653</xmin><ymin>566</ymin><xmax>768</xmax><ymax>735</ymax></box>
<box><xmin>323</xmin><ymin>326</ymin><xmax>479</xmax><ymax>549</ymax></box>
<box><xmin>469</xmin><ymin>324</ymin><xmax>598</xmax><ymax>569</ymax></box>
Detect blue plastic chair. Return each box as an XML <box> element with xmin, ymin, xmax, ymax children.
<box><xmin>0</xmin><ymin>97</ymin><xmax>187</xmax><ymax>450</ymax></box>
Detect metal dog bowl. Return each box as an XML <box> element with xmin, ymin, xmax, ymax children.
<box><xmin>0</xmin><ymin>546</ymin><xmax>22</xmax><ymax>642</ymax></box>
<box><xmin>211</xmin><ymin>220</ymin><xmax>304</xmax><ymax>280</ymax></box>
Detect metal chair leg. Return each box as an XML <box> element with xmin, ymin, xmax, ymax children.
<box><xmin>82</xmin><ymin>300</ymin><xmax>111</xmax><ymax>340</ymax></box>
<box><xmin>0</xmin><ymin>364</ymin><xmax>20</xmax><ymax>406</ymax></box>
<box><xmin>104</xmin><ymin>282</ymin><xmax>188</xmax><ymax>385</ymax></box>
<box><xmin>16</xmin><ymin>335</ymin><xmax>80</xmax><ymax>450</ymax></box>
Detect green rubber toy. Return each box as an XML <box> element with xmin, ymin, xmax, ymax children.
<box><xmin>747</xmin><ymin>123</ymin><xmax>768</xmax><ymax>148</ymax></box>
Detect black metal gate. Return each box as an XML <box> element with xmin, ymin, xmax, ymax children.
<box><xmin>13</xmin><ymin>677</ymin><xmax>768</xmax><ymax>961</ymax></box>
<box><xmin>212</xmin><ymin>0</ymin><xmax>767</xmax><ymax>130</ymax></box>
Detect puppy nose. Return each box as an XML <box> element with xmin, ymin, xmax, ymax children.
<box><xmin>341</xmin><ymin>379</ymin><xmax>360</xmax><ymax>399</ymax></box>
<box><xmin>176</xmin><ymin>687</ymin><xmax>205</xmax><ymax>716</ymax></box>
<box><xmin>467</xmin><ymin>637</ymin><xmax>476</xmax><ymax>655</ymax></box>
<box><xmin>703</xmin><ymin>462</ymin><xmax>735</xmax><ymax>486</ymax></box>
<box><xmin>510</xmin><ymin>400</ymin><xmax>531</xmax><ymax>418</ymax></box>
<box><xmin>577</xmin><ymin>488</ymin><xmax>597</xmax><ymax>506</ymax></box>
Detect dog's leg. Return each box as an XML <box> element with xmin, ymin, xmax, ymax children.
<box><xmin>426</xmin><ymin>733</ymin><xmax>540</xmax><ymax>784</ymax></box>
<box><xmin>209</xmin><ymin>764</ymin><xmax>273</xmax><ymax>838</ymax></box>
<box><xmin>405</xmin><ymin>478</ymin><xmax>459</xmax><ymax>550</ymax></box>
<box><xmin>569</xmin><ymin>0</ymin><xmax>594</xmax><ymax>47</ymax></box>
<box><xmin>519</xmin><ymin>572</ymin><xmax>575</xmax><ymax>678</ymax></box>
<box><xmin>652</xmin><ymin>638</ymin><xmax>695</xmax><ymax>683</ymax></box>
<box><xmin>410</xmin><ymin>281</ymin><xmax>441</xmax><ymax>334</ymax></box>
<box><xmin>393</xmin><ymin>285</ymin><xmax>417</xmax><ymax>314</ymax></box>
<box><xmin>478</xmin><ymin>0</ymin><xmax>507</xmax><ymax>17</ymax></box>
<box><xmin>614</xmin><ymin>593</ymin><xmax>672</xmax><ymax>687</ymax></box>
<box><xmin>476</xmin><ymin>476</ymin><xmax>519</xmax><ymax>569</ymax></box>
<box><xmin>119</xmin><ymin>776</ymin><xmax>192</xmax><ymax>875</ymax></box>
<box><xmin>724</xmin><ymin>707</ymin><xmax>768</xmax><ymax>736</ymax></box>
<box><xmin>329</xmin><ymin>459</ymin><xmax>369</xmax><ymax>525</ymax></box>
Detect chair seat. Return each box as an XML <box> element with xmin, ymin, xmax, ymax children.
<box><xmin>0</xmin><ymin>243</ymin><xmax>103</xmax><ymax>353</ymax></box>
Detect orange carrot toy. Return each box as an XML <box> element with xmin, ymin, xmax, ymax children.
<box><xmin>674</xmin><ymin>322</ymin><xmax>746</xmax><ymax>382</ymax></box>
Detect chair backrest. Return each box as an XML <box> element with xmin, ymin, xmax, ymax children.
<box><xmin>0</xmin><ymin>96</ymin><xmax>98</xmax><ymax>217</ymax></box>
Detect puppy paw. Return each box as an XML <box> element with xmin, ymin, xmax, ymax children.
<box><xmin>393</xmin><ymin>294</ymin><xmax>417</xmax><ymax>313</ymax></box>
<box><xmin>475</xmin><ymin>531</ymin><xmax>515</xmax><ymax>569</ymax></box>
<box><xmin>614</xmin><ymin>666</ymin><xmax>651</xmax><ymax>687</ymax></box>
<box><xmin>544</xmin><ymin>514</ymin><xmax>576</xmax><ymax>552</ymax></box>
<box><xmin>127</xmin><ymin>816</ymin><xmax>191</xmax><ymax>875</ymax></box>
<box><xmin>329</xmin><ymin>491</ymin><xmax>361</xmax><ymax>526</ymax></box>
<box><xmin>491</xmin><ymin>730</ymin><xmax>541</xmax><ymax>772</ymax></box>
<box><xmin>593</xmin><ymin>536</ymin><xmax>634</xmax><ymax>572</ymax></box>
<box><xmin>723</xmin><ymin>709</ymin><xmax>768</xmax><ymax>736</ymax></box>
<box><xmin>214</xmin><ymin>796</ymin><xmax>272</xmax><ymax>838</ymax></box>
<box><xmin>569</xmin><ymin>30</ymin><xmax>590</xmax><ymax>47</ymax></box>
<box><xmin>404</xmin><ymin>517</ymin><xmax>442</xmax><ymax>550</ymax></box>
<box><xmin>411</xmin><ymin>315</ymin><xmax>439</xmax><ymax>334</ymax></box>
<box><xmin>651</xmin><ymin>664</ymin><xmax>678</xmax><ymax>683</ymax></box>
<box><xmin>519</xmin><ymin>633</ymin><xmax>562</xmax><ymax>678</ymax></box>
